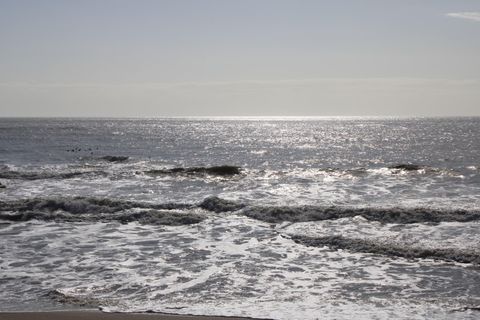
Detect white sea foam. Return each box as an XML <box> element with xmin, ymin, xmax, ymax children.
<box><xmin>1</xmin><ymin>217</ymin><xmax>479</xmax><ymax>318</ymax></box>
<box><xmin>282</xmin><ymin>217</ymin><xmax>480</xmax><ymax>252</ymax></box>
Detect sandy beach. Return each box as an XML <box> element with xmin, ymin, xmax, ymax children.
<box><xmin>0</xmin><ymin>311</ymin><xmax>260</xmax><ymax>320</ymax></box>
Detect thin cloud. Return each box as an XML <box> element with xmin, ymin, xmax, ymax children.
<box><xmin>446</xmin><ymin>12</ymin><xmax>480</xmax><ymax>22</ymax></box>
<box><xmin>1</xmin><ymin>78</ymin><xmax>479</xmax><ymax>89</ymax></box>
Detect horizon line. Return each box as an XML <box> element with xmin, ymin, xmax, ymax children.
<box><xmin>1</xmin><ymin>115</ymin><xmax>479</xmax><ymax>120</ymax></box>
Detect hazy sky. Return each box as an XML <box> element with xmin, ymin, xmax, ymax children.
<box><xmin>0</xmin><ymin>0</ymin><xmax>479</xmax><ymax>117</ymax></box>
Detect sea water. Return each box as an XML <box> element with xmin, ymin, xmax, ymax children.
<box><xmin>0</xmin><ymin>117</ymin><xmax>479</xmax><ymax>319</ymax></box>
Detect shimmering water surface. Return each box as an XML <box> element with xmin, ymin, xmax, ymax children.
<box><xmin>1</xmin><ymin>117</ymin><xmax>479</xmax><ymax>319</ymax></box>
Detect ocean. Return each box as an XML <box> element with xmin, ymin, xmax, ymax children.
<box><xmin>0</xmin><ymin>117</ymin><xmax>479</xmax><ymax>319</ymax></box>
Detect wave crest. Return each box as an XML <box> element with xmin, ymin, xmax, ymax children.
<box><xmin>0</xmin><ymin>170</ymin><xmax>107</xmax><ymax>180</ymax></box>
<box><xmin>142</xmin><ymin>165</ymin><xmax>241</xmax><ymax>176</ymax></box>
<box><xmin>290</xmin><ymin>235</ymin><xmax>480</xmax><ymax>264</ymax></box>
<box><xmin>1</xmin><ymin>196</ymin><xmax>479</xmax><ymax>226</ymax></box>
<box><xmin>243</xmin><ymin>205</ymin><xmax>480</xmax><ymax>224</ymax></box>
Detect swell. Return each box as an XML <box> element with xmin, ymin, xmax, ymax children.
<box><xmin>0</xmin><ymin>162</ymin><xmax>466</xmax><ymax>182</ymax></box>
<box><xmin>0</xmin><ymin>197</ymin><xmax>193</xmax><ymax>214</ymax></box>
<box><xmin>0</xmin><ymin>197</ymin><xmax>233</xmax><ymax>225</ymax></box>
<box><xmin>317</xmin><ymin>163</ymin><xmax>456</xmax><ymax>177</ymax></box>
<box><xmin>1</xmin><ymin>196</ymin><xmax>479</xmax><ymax>226</ymax></box>
<box><xmin>0</xmin><ymin>210</ymin><xmax>205</xmax><ymax>226</ymax></box>
<box><xmin>0</xmin><ymin>165</ymin><xmax>242</xmax><ymax>181</ymax></box>
<box><xmin>242</xmin><ymin>205</ymin><xmax>480</xmax><ymax>224</ymax></box>
<box><xmin>0</xmin><ymin>170</ymin><xmax>108</xmax><ymax>181</ymax></box>
<box><xmin>290</xmin><ymin>235</ymin><xmax>480</xmax><ymax>265</ymax></box>
<box><xmin>140</xmin><ymin>165</ymin><xmax>241</xmax><ymax>176</ymax></box>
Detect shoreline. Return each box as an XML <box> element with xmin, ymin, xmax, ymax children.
<box><xmin>0</xmin><ymin>311</ymin><xmax>263</xmax><ymax>320</ymax></box>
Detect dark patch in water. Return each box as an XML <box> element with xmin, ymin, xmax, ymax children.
<box><xmin>242</xmin><ymin>205</ymin><xmax>480</xmax><ymax>224</ymax></box>
<box><xmin>291</xmin><ymin>235</ymin><xmax>480</xmax><ymax>264</ymax></box>
<box><xmin>199</xmin><ymin>196</ymin><xmax>245</xmax><ymax>213</ymax></box>
<box><xmin>100</xmin><ymin>156</ymin><xmax>129</xmax><ymax>162</ymax></box>
<box><xmin>452</xmin><ymin>306</ymin><xmax>480</xmax><ymax>312</ymax></box>
<box><xmin>388</xmin><ymin>164</ymin><xmax>423</xmax><ymax>171</ymax></box>
<box><xmin>0</xmin><ymin>182</ymin><xmax>5</xmax><ymax>189</ymax></box>
<box><xmin>143</xmin><ymin>165</ymin><xmax>241</xmax><ymax>176</ymax></box>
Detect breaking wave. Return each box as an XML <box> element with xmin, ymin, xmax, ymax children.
<box><xmin>0</xmin><ymin>197</ymin><xmax>200</xmax><ymax>225</ymax></box>
<box><xmin>47</xmin><ymin>289</ymin><xmax>108</xmax><ymax>307</ymax></box>
<box><xmin>0</xmin><ymin>170</ymin><xmax>107</xmax><ymax>180</ymax></box>
<box><xmin>0</xmin><ymin>209</ymin><xmax>205</xmax><ymax>226</ymax></box>
<box><xmin>242</xmin><ymin>205</ymin><xmax>480</xmax><ymax>224</ymax></box>
<box><xmin>0</xmin><ymin>165</ymin><xmax>242</xmax><ymax>181</ymax></box>
<box><xmin>198</xmin><ymin>196</ymin><xmax>245</xmax><ymax>213</ymax></box>
<box><xmin>1</xmin><ymin>196</ymin><xmax>479</xmax><ymax>226</ymax></box>
<box><xmin>140</xmin><ymin>165</ymin><xmax>242</xmax><ymax>176</ymax></box>
<box><xmin>315</xmin><ymin>164</ymin><xmax>456</xmax><ymax>178</ymax></box>
<box><xmin>290</xmin><ymin>235</ymin><xmax>480</xmax><ymax>265</ymax></box>
<box><xmin>0</xmin><ymin>197</ymin><xmax>193</xmax><ymax>214</ymax></box>
<box><xmin>0</xmin><ymin>163</ymin><xmax>465</xmax><ymax>183</ymax></box>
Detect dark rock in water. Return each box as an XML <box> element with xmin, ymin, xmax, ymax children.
<box><xmin>199</xmin><ymin>196</ymin><xmax>245</xmax><ymax>213</ymax></box>
<box><xmin>0</xmin><ymin>183</ymin><xmax>5</xmax><ymax>189</ymax></box>
<box><xmin>389</xmin><ymin>164</ymin><xmax>423</xmax><ymax>171</ymax></box>
<box><xmin>144</xmin><ymin>165</ymin><xmax>241</xmax><ymax>176</ymax></box>
<box><xmin>101</xmin><ymin>156</ymin><xmax>129</xmax><ymax>162</ymax></box>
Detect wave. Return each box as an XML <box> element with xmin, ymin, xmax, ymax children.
<box><xmin>316</xmin><ymin>164</ymin><xmax>452</xmax><ymax>177</ymax></box>
<box><xmin>290</xmin><ymin>235</ymin><xmax>480</xmax><ymax>264</ymax></box>
<box><xmin>242</xmin><ymin>205</ymin><xmax>480</xmax><ymax>224</ymax></box>
<box><xmin>1</xmin><ymin>196</ymin><xmax>479</xmax><ymax>225</ymax></box>
<box><xmin>0</xmin><ymin>162</ymin><xmax>467</xmax><ymax>183</ymax></box>
<box><xmin>0</xmin><ymin>169</ymin><xmax>107</xmax><ymax>180</ymax></box>
<box><xmin>388</xmin><ymin>164</ymin><xmax>424</xmax><ymax>171</ymax></box>
<box><xmin>198</xmin><ymin>196</ymin><xmax>245</xmax><ymax>213</ymax></box>
<box><xmin>0</xmin><ymin>197</ymin><xmax>192</xmax><ymax>214</ymax></box>
<box><xmin>0</xmin><ymin>209</ymin><xmax>205</xmax><ymax>225</ymax></box>
<box><xmin>99</xmin><ymin>156</ymin><xmax>129</xmax><ymax>162</ymax></box>
<box><xmin>0</xmin><ymin>197</ymin><xmax>201</xmax><ymax>225</ymax></box>
<box><xmin>0</xmin><ymin>165</ymin><xmax>242</xmax><ymax>181</ymax></box>
<box><xmin>141</xmin><ymin>165</ymin><xmax>241</xmax><ymax>176</ymax></box>
<box><xmin>47</xmin><ymin>289</ymin><xmax>109</xmax><ymax>307</ymax></box>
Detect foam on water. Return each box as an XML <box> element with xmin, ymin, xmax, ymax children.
<box><xmin>1</xmin><ymin>218</ymin><xmax>480</xmax><ymax>319</ymax></box>
<box><xmin>282</xmin><ymin>217</ymin><xmax>480</xmax><ymax>251</ymax></box>
<box><xmin>1</xmin><ymin>161</ymin><xmax>479</xmax><ymax>209</ymax></box>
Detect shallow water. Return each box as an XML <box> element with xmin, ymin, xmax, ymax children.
<box><xmin>0</xmin><ymin>117</ymin><xmax>479</xmax><ymax>319</ymax></box>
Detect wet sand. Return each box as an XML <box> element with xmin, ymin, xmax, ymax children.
<box><xmin>0</xmin><ymin>311</ymin><xmax>262</xmax><ymax>320</ymax></box>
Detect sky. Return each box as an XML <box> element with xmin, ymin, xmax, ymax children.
<box><xmin>0</xmin><ymin>0</ymin><xmax>479</xmax><ymax>117</ymax></box>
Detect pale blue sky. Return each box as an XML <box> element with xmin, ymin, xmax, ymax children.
<box><xmin>0</xmin><ymin>0</ymin><xmax>479</xmax><ymax>117</ymax></box>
